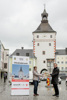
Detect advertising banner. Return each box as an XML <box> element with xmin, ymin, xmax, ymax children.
<box><xmin>11</xmin><ymin>56</ymin><xmax>29</xmax><ymax>95</ymax></box>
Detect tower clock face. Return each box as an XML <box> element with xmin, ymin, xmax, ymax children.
<box><xmin>43</xmin><ymin>35</ymin><xmax>46</xmax><ymax>37</ymax></box>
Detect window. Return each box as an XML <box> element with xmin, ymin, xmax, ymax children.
<box><xmin>29</xmin><ymin>61</ymin><xmax>31</xmax><ymax>64</ymax></box>
<box><xmin>65</xmin><ymin>67</ymin><xmax>67</xmax><ymax>71</ymax></box>
<box><xmin>43</xmin><ymin>51</ymin><xmax>45</xmax><ymax>55</ymax></box>
<box><xmin>29</xmin><ymin>68</ymin><xmax>31</xmax><ymax>71</ymax></box>
<box><xmin>50</xmin><ymin>35</ymin><xmax>52</xmax><ymax>38</ymax></box>
<box><xmin>16</xmin><ymin>53</ymin><xmax>20</xmax><ymax>56</ymax></box>
<box><xmin>65</xmin><ymin>67</ymin><xmax>67</xmax><ymax>69</ymax></box>
<box><xmin>66</xmin><ymin>67</ymin><xmax>67</xmax><ymax>69</ymax></box>
<box><xmin>49</xmin><ymin>43</ymin><xmax>51</xmax><ymax>46</ymax></box>
<box><xmin>65</xmin><ymin>61</ymin><xmax>67</xmax><ymax>64</ymax></box>
<box><xmin>26</xmin><ymin>53</ymin><xmax>29</xmax><ymax>56</ymax></box>
<box><xmin>61</xmin><ymin>61</ymin><xmax>64</xmax><ymax>64</ymax></box>
<box><xmin>55</xmin><ymin>52</ymin><xmax>58</xmax><ymax>54</ymax></box>
<box><xmin>43</xmin><ymin>61</ymin><xmax>45</xmax><ymax>63</ymax></box>
<box><xmin>43</xmin><ymin>16</ymin><xmax>47</xmax><ymax>20</ymax></box>
<box><xmin>37</xmin><ymin>43</ymin><xmax>39</xmax><ymax>46</ymax></box>
<box><xmin>57</xmin><ymin>61</ymin><xmax>60</xmax><ymax>64</ymax></box>
<box><xmin>37</xmin><ymin>35</ymin><xmax>39</xmax><ymax>38</ymax></box>
<box><xmin>4</xmin><ymin>63</ymin><xmax>7</xmax><ymax>69</ymax></box>
<box><xmin>61</xmin><ymin>67</ymin><xmax>64</xmax><ymax>70</ymax></box>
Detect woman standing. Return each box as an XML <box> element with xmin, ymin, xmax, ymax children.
<box><xmin>33</xmin><ymin>66</ymin><xmax>43</xmax><ymax>96</ymax></box>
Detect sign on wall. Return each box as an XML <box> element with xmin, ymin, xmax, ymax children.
<box><xmin>11</xmin><ymin>56</ymin><xmax>29</xmax><ymax>95</ymax></box>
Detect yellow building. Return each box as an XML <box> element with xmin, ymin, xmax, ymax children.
<box><xmin>9</xmin><ymin>48</ymin><xmax>37</xmax><ymax>81</ymax></box>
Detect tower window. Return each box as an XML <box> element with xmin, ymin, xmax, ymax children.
<box><xmin>49</xmin><ymin>43</ymin><xmax>51</xmax><ymax>46</ymax></box>
<box><xmin>37</xmin><ymin>43</ymin><xmax>39</xmax><ymax>46</ymax></box>
<box><xmin>37</xmin><ymin>35</ymin><xmax>39</xmax><ymax>38</ymax></box>
<box><xmin>43</xmin><ymin>16</ymin><xmax>47</xmax><ymax>20</ymax></box>
<box><xmin>50</xmin><ymin>35</ymin><xmax>52</xmax><ymax>38</ymax></box>
<box><xmin>43</xmin><ymin>51</ymin><xmax>45</xmax><ymax>55</ymax></box>
<box><xmin>43</xmin><ymin>61</ymin><xmax>45</xmax><ymax>63</ymax></box>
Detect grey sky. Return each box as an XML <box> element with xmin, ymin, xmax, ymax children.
<box><xmin>0</xmin><ymin>0</ymin><xmax>67</xmax><ymax>54</ymax></box>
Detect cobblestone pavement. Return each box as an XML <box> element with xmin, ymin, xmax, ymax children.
<box><xmin>0</xmin><ymin>78</ymin><xmax>67</xmax><ymax>100</ymax></box>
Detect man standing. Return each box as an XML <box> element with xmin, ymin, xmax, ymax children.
<box><xmin>50</xmin><ymin>63</ymin><xmax>59</xmax><ymax>97</ymax></box>
<box><xmin>33</xmin><ymin>66</ymin><xmax>43</xmax><ymax>96</ymax></box>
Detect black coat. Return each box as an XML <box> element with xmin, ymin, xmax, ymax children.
<box><xmin>51</xmin><ymin>67</ymin><xmax>59</xmax><ymax>84</ymax></box>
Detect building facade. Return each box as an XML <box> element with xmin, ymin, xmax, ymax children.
<box><xmin>56</xmin><ymin>48</ymin><xmax>67</xmax><ymax>73</ymax></box>
<box><xmin>0</xmin><ymin>41</ymin><xmax>9</xmax><ymax>77</ymax></box>
<box><xmin>33</xmin><ymin>8</ymin><xmax>56</xmax><ymax>73</ymax></box>
<box><xmin>9</xmin><ymin>47</ymin><xmax>37</xmax><ymax>80</ymax></box>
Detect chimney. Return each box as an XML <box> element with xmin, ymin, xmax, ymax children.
<box><xmin>21</xmin><ymin>47</ymin><xmax>24</xmax><ymax>49</ymax></box>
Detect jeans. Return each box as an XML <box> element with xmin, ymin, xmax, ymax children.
<box><xmin>53</xmin><ymin>84</ymin><xmax>59</xmax><ymax>95</ymax></box>
<box><xmin>33</xmin><ymin>80</ymin><xmax>38</xmax><ymax>94</ymax></box>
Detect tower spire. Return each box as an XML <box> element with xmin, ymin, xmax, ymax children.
<box><xmin>44</xmin><ymin>4</ymin><xmax>46</xmax><ymax>9</ymax></box>
<box><xmin>41</xmin><ymin>5</ymin><xmax>48</xmax><ymax>23</ymax></box>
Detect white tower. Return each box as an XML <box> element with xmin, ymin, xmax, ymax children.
<box><xmin>18</xmin><ymin>67</ymin><xmax>24</xmax><ymax>79</ymax></box>
<box><xmin>32</xmin><ymin>8</ymin><xmax>56</xmax><ymax>73</ymax></box>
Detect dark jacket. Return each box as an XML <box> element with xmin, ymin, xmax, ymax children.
<box><xmin>51</xmin><ymin>67</ymin><xmax>59</xmax><ymax>84</ymax></box>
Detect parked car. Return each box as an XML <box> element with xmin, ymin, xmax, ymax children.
<box><xmin>65</xmin><ymin>77</ymin><xmax>67</xmax><ymax>86</ymax></box>
<box><xmin>58</xmin><ymin>77</ymin><xmax>61</xmax><ymax>84</ymax></box>
<box><xmin>59</xmin><ymin>73</ymin><xmax>67</xmax><ymax>80</ymax></box>
<box><xmin>40</xmin><ymin>76</ymin><xmax>47</xmax><ymax>81</ymax></box>
<box><xmin>29</xmin><ymin>70</ymin><xmax>33</xmax><ymax>84</ymax></box>
<box><xmin>46</xmin><ymin>76</ymin><xmax>61</xmax><ymax>85</ymax></box>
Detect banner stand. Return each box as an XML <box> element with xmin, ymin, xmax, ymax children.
<box><xmin>11</xmin><ymin>56</ymin><xmax>29</xmax><ymax>95</ymax></box>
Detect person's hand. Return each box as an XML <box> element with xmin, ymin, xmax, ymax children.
<box><xmin>42</xmin><ymin>74</ymin><xmax>45</xmax><ymax>77</ymax></box>
<box><xmin>47</xmin><ymin>74</ymin><xmax>51</xmax><ymax>77</ymax></box>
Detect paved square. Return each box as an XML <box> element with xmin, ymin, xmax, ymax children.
<box><xmin>0</xmin><ymin>79</ymin><xmax>67</xmax><ymax>100</ymax></box>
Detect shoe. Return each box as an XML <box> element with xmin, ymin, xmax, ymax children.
<box><xmin>52</xmin><ymin>94</ymin><xmax>56</xmax><ymax>96</ymax></box>
<box><xmin>33</xmin><ymin>94</ymin><xmax>36</xmax><ymax>96</ymax></box>
<box><xmin>56</xmin><ymin>95</ymin><xmax>59</xmax><ymax>97</ymax></box>
<box><xmin>36</xmin><ymin>94</ymin><xmax>39</xmax><ymax>96</ymax></box>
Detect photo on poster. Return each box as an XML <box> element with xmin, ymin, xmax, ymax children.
<box><xmin>12</xmin><ymin>64</ymin><xmax>29</xmax><ymax>80</ymax></box>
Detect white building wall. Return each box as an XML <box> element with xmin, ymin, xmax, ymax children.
<box><xmin>34</xmin><ymin>33</ymin><xmax>56</xmax><ymax>40</ymax></box>
<box><xmin>33</xmin><ymin>33</ymin><xmax>56</xmax><ymax>72</ymax></box>
<box><xmin>0</xmin><ymin>41</ymin><xmax>9</xmax><ymax>72</ymax></box>
<box><xmin>4</xmin><ymin>49</ymin><xmax>9</xmax><ymax>72</ymax></box>
<box><xmin>1</xmin><ymin>43</ymin><xmax>4</xmax><ymax>70</ymax></box>
<box><xmin>4</xmin><ymin>50</ymin><xmax>9</xmax><ymax>63</ymax></box>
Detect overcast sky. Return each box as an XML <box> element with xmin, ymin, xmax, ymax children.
<box><xmin>0</xmin><ymin>0</ymin><xmax>67</xmax><ymax>54</ymax></box>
